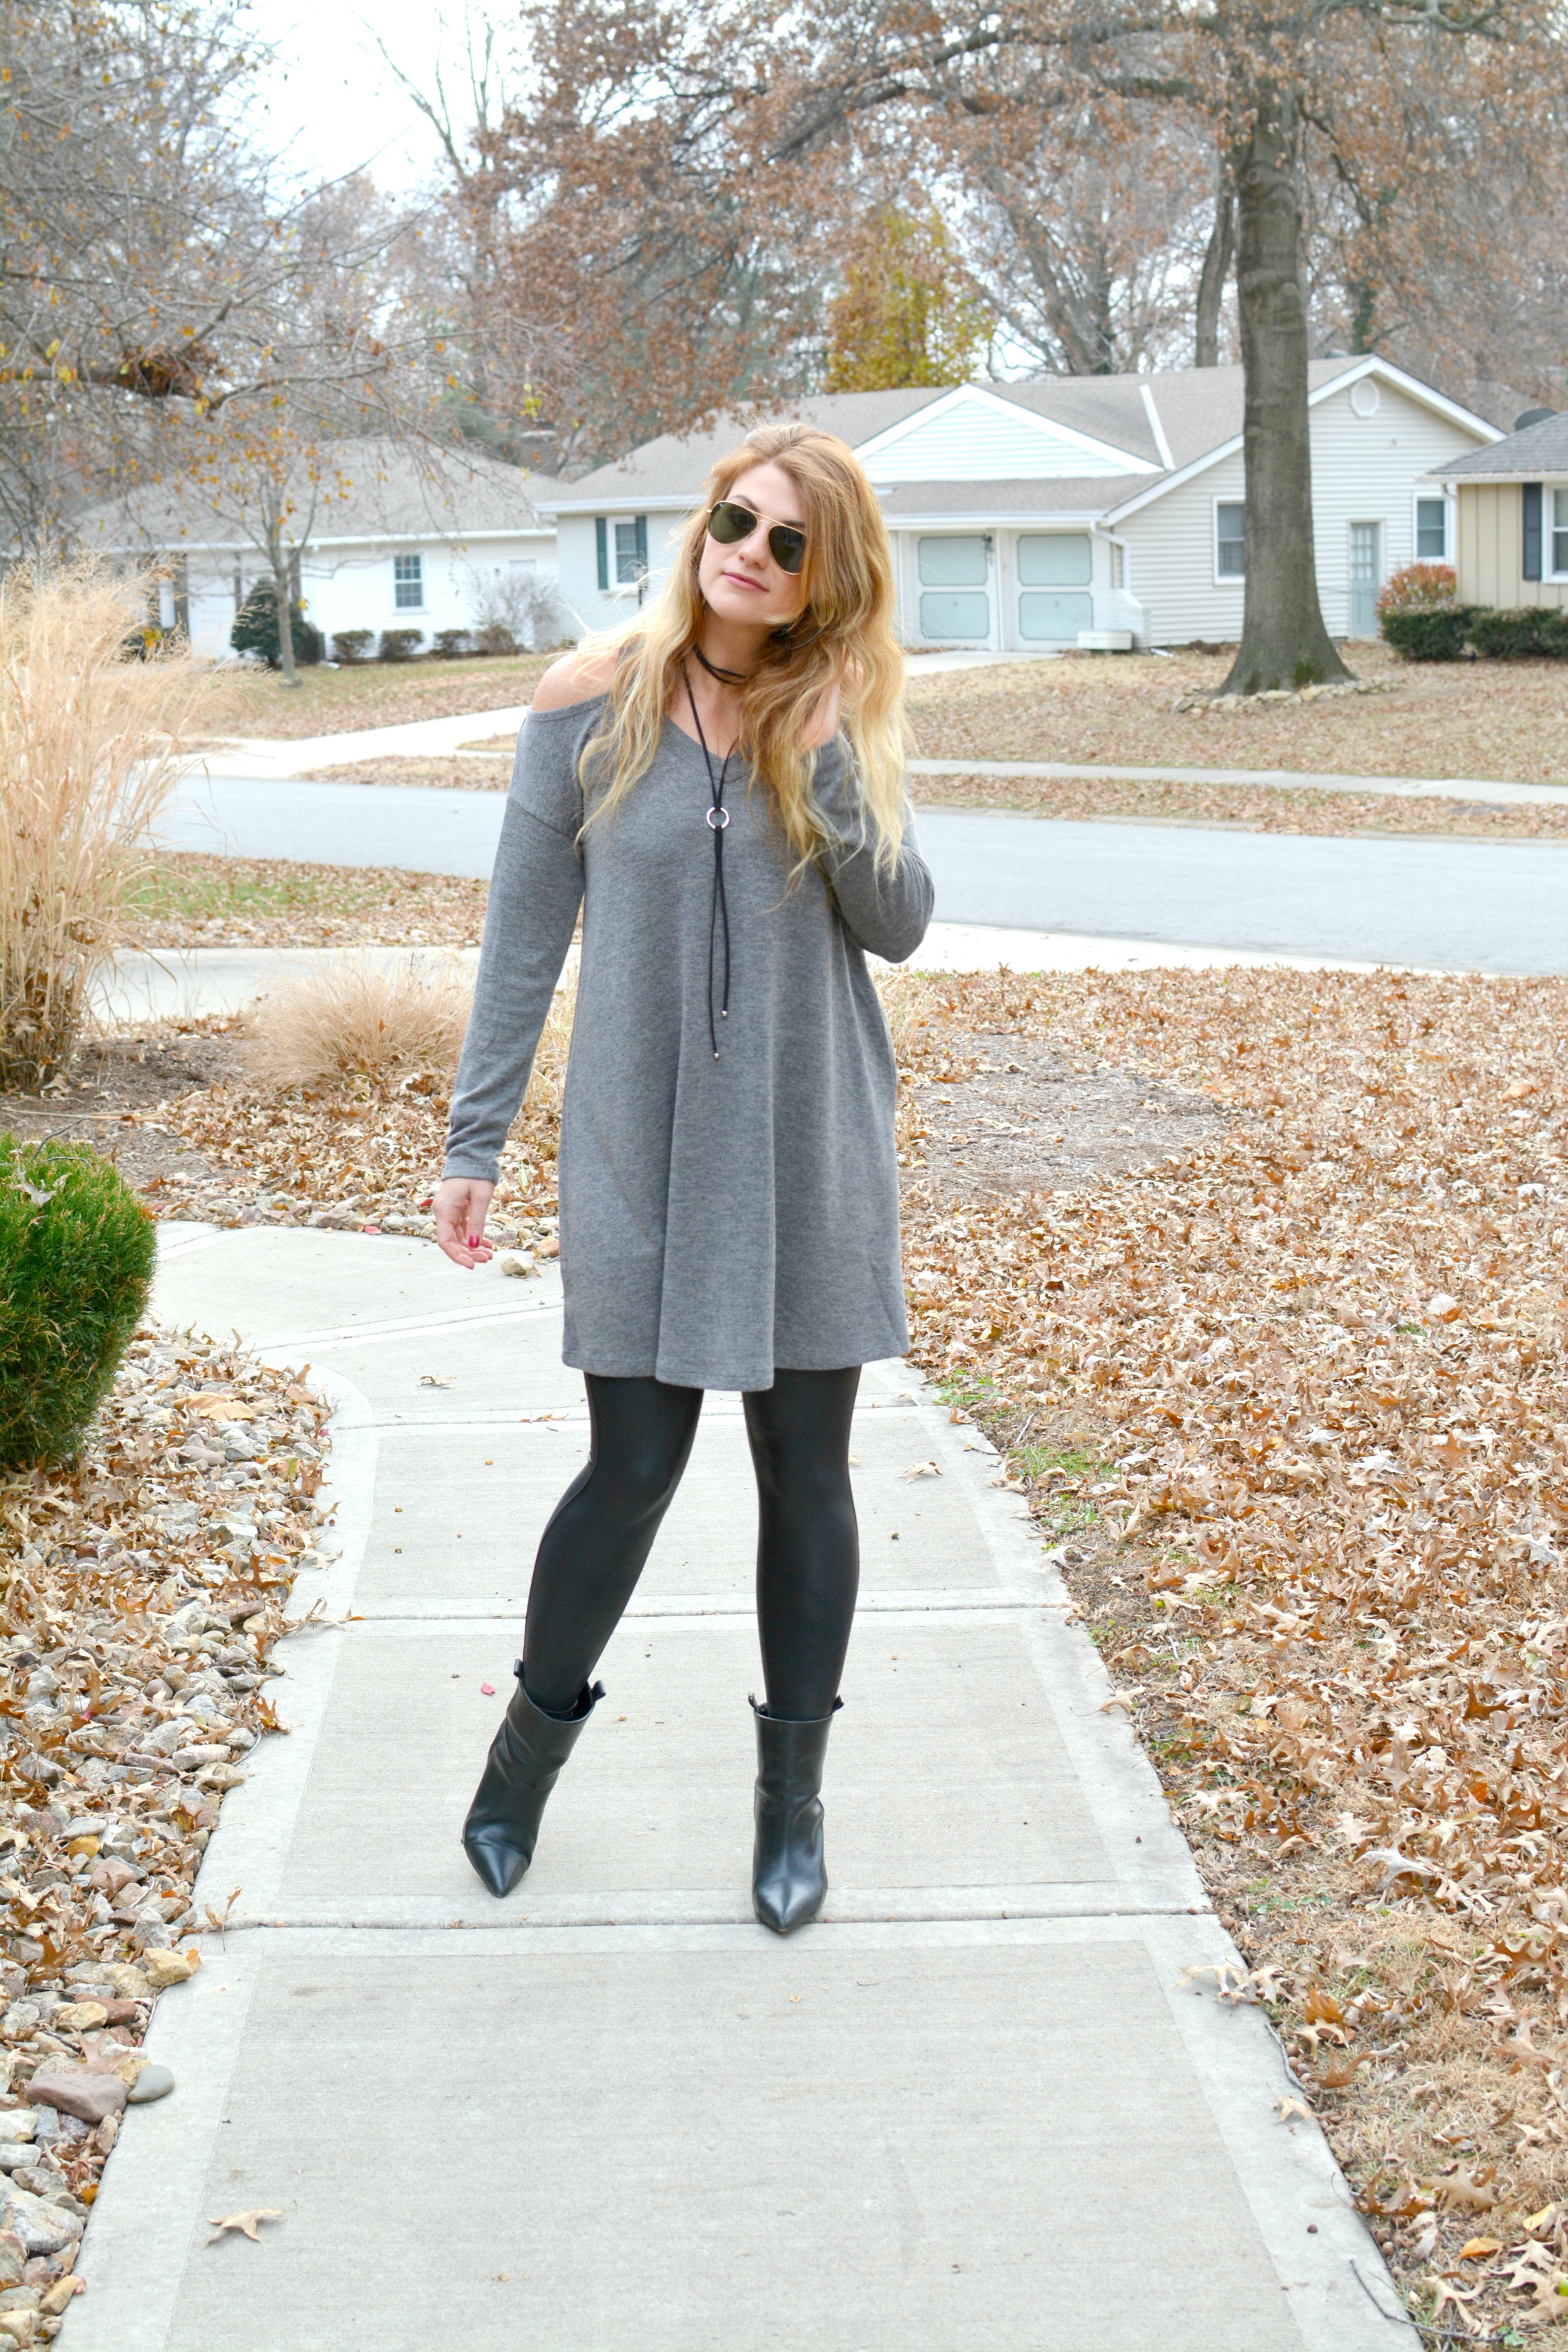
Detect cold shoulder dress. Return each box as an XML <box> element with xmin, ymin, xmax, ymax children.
<box><xmin>442</xmin><ymin>695</ymin><xmax>934</xmax><ymax>1392</ymax></box>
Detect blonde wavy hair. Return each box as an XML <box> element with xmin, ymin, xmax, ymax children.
<box><xmin>579</xmin><ymin>424</ymin><xmax>909</xmax><ymax>869</ymax></box>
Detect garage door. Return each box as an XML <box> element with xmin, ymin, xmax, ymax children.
<box><xmin>918</xmin><ymin>536</ymin><xmax>990</xmax><ymax>640</ymax></box>
<box><xmin>1017</xmin><ymin>534</ymin><xmax>1092</xmax><ymax>641</ymax></box>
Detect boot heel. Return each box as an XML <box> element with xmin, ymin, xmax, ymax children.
<box><xmin>461</xmin><ymin>1665</ymin><xmax>603</xmax><ymax>1897</ymax></box>
<box><xmin>750</xmin><ymin>1695</ymin><xmax>841</xmax><ymax>1935</ymax></box>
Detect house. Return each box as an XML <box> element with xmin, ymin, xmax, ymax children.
<box><xmin>72</xmin><ymin>439</ymin><xmax>560</xmax><ymax>659</ymax></box>
<box><xmin>1427</xmin><ymin>409</ymin><xmax>1568</xmax><ymax>612</ymax></box>
<box><xmin>537</xmin><ymin>357</ymin><xmax>1501</xmax><ymax>652</ymax></box>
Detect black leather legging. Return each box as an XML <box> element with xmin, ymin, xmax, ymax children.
<box><xmin>521</xmin><ymin>1368</ymin><xmax>861</xmax><ymax>1722</ymax></box>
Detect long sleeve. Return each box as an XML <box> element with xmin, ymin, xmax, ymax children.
<box><xmin>811</xmin><ymin>738</ymin><xmax>934</xmax><ymax>965</ymax></box>
<box><xmin>442</xmin><ymin>716</ymin><xmax>586</xmax><ymax>1184</ymax></box>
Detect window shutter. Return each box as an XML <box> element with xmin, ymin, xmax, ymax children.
<box><xmin>595</xmin><ymin>518</ymin><xmax>608</xmax><ymax>593</ymax></box>
<box><xmin>634</xmin><ymin>515</ymin><xmax>648</xmax><ymax>573</ymax></box>
<box><xmin>1523</xmin><ymin>483</ymin><xmax>1542</xmax><ymax>581</ymax></box>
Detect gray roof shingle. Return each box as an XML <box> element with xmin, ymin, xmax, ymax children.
<box><xmin>1433</xmin><ymin>412</ymin><xmax>1568</xmax><ymax>479</ymax></box>
<box><xmin>73</xmin><ymin>437</ymin><xmax>557</xmax><ymax>552</ymax></box>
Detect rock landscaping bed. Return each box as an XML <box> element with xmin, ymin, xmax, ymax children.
<box><xmin>907</xmin><ymin>642</ymin><xmax>1568</xmax><ymax>788</ymax></box>
<box><xmin>894</xmin><ymin>965</ymin><xmax>1567</xmax><ymax>2343</ymax></box>
<box><xmin>0</xmin><ymin>1328</ymin><xmax>332</xmax><ymax>2338</ymax></box>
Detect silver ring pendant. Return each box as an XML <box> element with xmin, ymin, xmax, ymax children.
<box><xmin>706</xmin><ymin>805</ymin><xmax>730</xmax><ymax>830</ymax></box>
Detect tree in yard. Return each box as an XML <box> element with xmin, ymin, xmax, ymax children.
<box><xmin>741</xmin><ymin>0</ymin><xmax>1557</xmax><ymax>695</ymax></box>
<box><xmin>824</xmin><ymin>206</ymin><xmax>992</xmax><ymax>391</ymax></box>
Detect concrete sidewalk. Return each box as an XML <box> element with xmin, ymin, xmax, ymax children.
<box><xmin>63</xmin><ymin>1226</ymin><xmax>1411</xmax><ymax>2351</ymax></box>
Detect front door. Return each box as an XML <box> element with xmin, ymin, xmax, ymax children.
<box><xmin>1348</xmin><ymin>522</ymin><xmax>1381</xmax><ymax>638</ymax></box>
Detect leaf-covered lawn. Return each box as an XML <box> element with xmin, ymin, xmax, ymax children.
<box><xmin>907</xmin><ymin>642</ymin><xmax>1568</xmax><ymax>787</ymax></box>
<box><xmin>127</xmin><ymin>856</ymin><xmax>488</xmax><ymax>948</ymax></box>
<box><xmin>892</xmin><ymin>965</ymin><xmax>1567</xmax><ymax>2338</ymax></box>
<box><xmin>915</xmin><ymin>767</ymin><xmax>1568</xmax><ymax>841</ymax></box>
<box><xmin>189</xmin><ymin>653</ymin><xmax>551</xmax><ymax>742</ymax></box>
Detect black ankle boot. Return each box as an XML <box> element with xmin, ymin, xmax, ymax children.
<box><xmin>461</xmin><ymin>1664</ymin><xmax>603</xmax><ymax>1897</ymax></box>
<box><xmin>750</xmin><ymin>1695</ymin><xmax>841</xmax><ymax>1935</ymax></box>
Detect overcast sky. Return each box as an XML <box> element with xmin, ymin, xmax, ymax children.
<box><xmin>251</xmin><ymin>0</ymin><xmax>482</xmax><ymax>191</ymax></box>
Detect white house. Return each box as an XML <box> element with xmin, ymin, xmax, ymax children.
<box><xmin>73</xmin><ymin>439</ymin><xmax>560</xmax><ymax>659</ymax></box>
<box><xmin>538</xmin><ymin>357</ymin><xmax>1501</xmax><ymax>651</ymax></box>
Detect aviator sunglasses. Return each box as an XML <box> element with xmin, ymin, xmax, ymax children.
<box><xmin>707</xmin><ymin>498</ymin><xmax>807</xmax><ymax>576</ymax></box>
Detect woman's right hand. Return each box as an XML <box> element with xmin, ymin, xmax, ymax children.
<box><xmin>435</xmin><ymin>1176</ymin><xmax>496</xmax><ymax>1270</ymax></box>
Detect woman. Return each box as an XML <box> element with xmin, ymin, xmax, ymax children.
<box><xmin>434</xmin><ymin>422</ymin><xmax>933</xmax><ymax>1934</ymax></box>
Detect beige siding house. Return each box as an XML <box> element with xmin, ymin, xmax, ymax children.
<box><xmin>540</xmin><ymin>357</ymin><xmax>1499</xmax><ymax>652</ymax></box>
<box><xmin>1431</xmin><ymin>412</ymin><xmax>1568</xmax><ymax>612</ymax></box>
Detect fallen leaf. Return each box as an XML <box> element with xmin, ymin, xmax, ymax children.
<box><xmin>1275</xmin><ymin>2096</ymin><xmax>1314</xmax><ymax>2124</ymax></box>
<box><xmin>207</xmin><ymin>2209</ymin><xmax>281</xmax><ymax>2246</ymax></box>
<box><xmin>905</xmin><ymin>1460</ymin><xmax>942</xmax><ymax>1480</ymax></box>
<box><xmin>189</xmin><ymin>1396</ymin><xmax>257</xmax><ymax>1421</ymax></box>
<box><xmin>1458</xmin><ymin>2237</ymin><xmax>1501</xmax><ymax>2259</ymax></box>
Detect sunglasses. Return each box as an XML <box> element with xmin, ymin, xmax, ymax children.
<box><xmin>707</xmin><ymin>498</ymin><xmax>807</xmax><ymax>576</ymax></box>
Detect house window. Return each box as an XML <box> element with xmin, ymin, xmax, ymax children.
<box><xmin>1415</xmin><ymin>496</ymin><xmax>1449</xmax><ymax>564</ymax></box>
<box><xmin>597</xmin><ymin>515</ymin><xmax>648</xmax><ymax>590</ymax></box>
<box><xmin>1551</xmin><ymin>488</ymin><xmax>1568</xmax><ymax>578</ymax></box>
<box><xmin>1215</xmin><ymin>502</ymin><xmax>1245</xmax><ymax>580</ymax></box>
<box><xmin>393</xmin><ymin>553</ymin><xmax>424</xmax><ymax>610</ymax></box>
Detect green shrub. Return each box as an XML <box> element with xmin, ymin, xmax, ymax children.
<box><xmin>1467</xmin><ymin>606</ymin><xmax>1568</xmax><ymax>659</ymax></box>
<box><xmin>378</xmin><ymin>628</ymin><xmax>424</xmax><ymax>662</ymax></box>
<box><xmin>230</xmin><ymin>585</ymin><xmax>323</xmax><ymax>669</ymax></box>
<box><xmin>431</xmin><ymin>629</ymin><xmax>473</xmax><ymax>659</ymax></box>
<box><xmin>331</xmin><ymin>629</ymin><xmax>374</xmax><ymax>664</ymax></box>
<box><xmin>1379</xmin><ymin>605</ymin><xmax>1476</xmax><ymax>661</ymax></box>
<box><xmin>0</xmin><ymin>1137</ymin><xmax>156</xmax><ymax>1471</ymax></box>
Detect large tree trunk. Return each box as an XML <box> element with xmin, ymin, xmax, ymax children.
<box><xmin>1194</xmin><ymin>156</ymin><xmax>1233</xmax><ymax>367</ymax></box>
<box><xmin>1221</xmin><ymin>89</ymin><xmax>1350</xmax><ymax>696</ymax></box>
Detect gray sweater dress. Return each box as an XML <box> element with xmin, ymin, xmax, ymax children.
<box><xmin>442</xmin><ymin>695</ymin><xmax>934</xmax><ymax>1392</ymax></box>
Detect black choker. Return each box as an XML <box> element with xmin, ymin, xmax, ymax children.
<box><xmin>692</xmin><ymin>645</ymin><xmax>751</xmax><ymax>685</ymax></box>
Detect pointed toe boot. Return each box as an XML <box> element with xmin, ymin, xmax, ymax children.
<box><xmin>461</xmin><ymin>1665</ymin><xmax>603</xmax><ymax>1898</ymax></box>
<box><xmin>750</xmin><ymin>1695</ymin><xmax>841</xmax><ymax>1935</ymax></box>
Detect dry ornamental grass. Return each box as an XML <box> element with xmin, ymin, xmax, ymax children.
<box><xmin>242</xmin><ymin>956</ymin><xmax>474</xmax><ymax>1095</ymax></box>
<box><xmin>0</xmin><ymin>564</ymin><xmax>200</xmax><ymax>1087</ymax></box>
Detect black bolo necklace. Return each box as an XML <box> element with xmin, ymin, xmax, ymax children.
<box><xmin>683</xmin><ymin>668</ymin><xmax>735</xmax><ymax>1060</ymax></box>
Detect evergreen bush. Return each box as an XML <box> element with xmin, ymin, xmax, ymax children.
<box><xmin>331</xmin><ymin>629</ymin><xmax>374</xmax><ymax>664</ymax></box>
<box><xmin>0</xmin><ymin>1138</ymin><xmax>155</xmax><ymax>1471</ymax></box>
<box><xmin>1467</xmin><ymin>607</ymin><xmax>1568</xmax><ymax>659</ymax></box>
<box><xmin>1379</xmin><ymin>605</ymin><xmax>1476</xmax><ymax>662</ymax></box>
<box><xmin>431</xmin><ymin>629</ymin><xmax>473</xmax><ymax>659</ymax></box>
<box><xmin>230</xmin><ymin>584</ymin><xmax>324</xmax><ymax>669</ymax></box>
<box><xmin>378</xmin><ymin>629</ymin><xmax>424</xmax><ymax>662</ymax></box>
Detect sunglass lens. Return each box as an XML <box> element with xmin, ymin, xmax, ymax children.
<box><xmin>768</xmin><ymin>526</ymin><xmax>805</xmax><ymax>575</ymax></box>
<box><xmin>707</xmin><ymin>500</ymin><xmax>755</xmax><ymax>545</ymax></box>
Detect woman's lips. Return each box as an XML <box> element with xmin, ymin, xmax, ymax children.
<box><xmin>721</xmin><ymin>568</ymin><xmax>768</xmax><ymax>592</ymax></box>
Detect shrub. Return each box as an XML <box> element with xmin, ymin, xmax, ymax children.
<box><xmin>230</xmin><ymin>583</ymin><xmax>323</xmax><ymax>669</ymax></box>
<box><xmin>469</xmin><ymin>566</ymin><xmax>560</xmax><ymax>654</ymax></box>
<box><xmin>378</xmin><ymin>629</ymin><xmax>424</xmax><ymax>663</ymax></box>
<box><xmin>1</xmin><ymin>561</ymin><xmax>200</xmax><ymax>1089</ymax></box>
<box><xmin>245</xmin><ymin>953</ymin><xmax>474</xmax><ymax>1094</ymax></box>
<box><xmin>1467</xmin><ymin>606</ymin><xmax>1568</xmax><ymax>659</ymax></box>
<box><xmin>0</xmin><ymin>1137</ymin><xmax>156</xmax><ymax>1470</ymax></box>
<box><xmin>1380</xmin><ymin>605</ymin><xmax>1476</xmax><ymax>662</ymax></box>
<box><xmin>1377</xmin><ymin>563</ymin><xmax>1457</xmax><ymax>618</ymax></box>
<box><xmin>332</xmin><ymin>629</ymin><xmax>374</xmax><ymax>664</ymax></box>
<box><xmin>431</xmin><ymin>629</ymin><xmax>474</xmax><ymax>659</ymax></box>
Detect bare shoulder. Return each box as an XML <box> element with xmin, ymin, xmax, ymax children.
<box><xmin>530</xmin><ymin>646</ymin><xmax>620</xmax><ymax>713</ymax></box>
